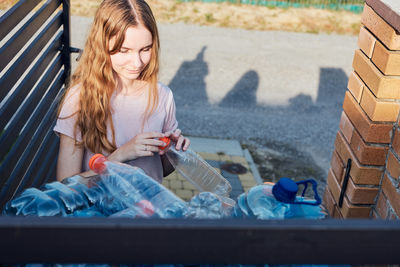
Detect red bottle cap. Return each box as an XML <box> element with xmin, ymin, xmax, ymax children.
<box><xmin>158</xmin><ymin>137</ymin><xmax>171</xmax><ymax>150</ymax></box>
<box><xmin>89</xmin><ymin>154</ymin><xmax>106</xmax><ymax>173</ymax></box>
<box><xmin>137</xmin><ymin>199</ymin><xmax>155</xmax><ymax>216</ymax></box>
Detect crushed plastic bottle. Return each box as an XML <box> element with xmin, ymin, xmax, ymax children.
<box><xmin>3</xmin><ymin>187</ymin><xmax>64</xmax><ymax>216</ymax></box>
<box><xmin>44</xmin><ymin>181</ymin><xmax>89</xmax><ymax>214</ymax></box>
<box><xmin>159</xmin><ymin>137</ymin><xmax>232</xmax><ymax>198</ymax></box>
<box><xmin>234</xmin><ymin>178</ymin><xmax>325</xmax><ymax>219</ymax></box>
<box><xmin>3</xmin><ymin>175</ymin><xmax>95</xmax><ymax>217</ymax></box>
<box><xmin>3</xmin><ymin>151</ymin><xmax>324</xmax><ymax>221</ymax></box>
<box><xmin>109</xmin><ymin>200</ymin><xmax>155</xmax><ymax>218</ymax></box>
<box><xmin>186</xmin><ymin>192</ymin><xmax>236</xmax><ymax>219</ymax></box>
<box><xmin>88</xmin><ymin>154</ymin><xmax>188</xmax><ymax>218</ymax></box>
<box><xmin>4</xmin><ymin>155</ymin><xmax>188</xmax><ymax>218</ymax></box>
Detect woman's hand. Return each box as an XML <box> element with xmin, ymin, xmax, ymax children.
<box><xmin>109</xmin><ymin>132</ymin><xmax>167</xmax><ymax>162</ymax></box>
<box><xmin>160</xmin><ymin>129</ymin><xmax>190</xmax><ymax>155</ymax></box>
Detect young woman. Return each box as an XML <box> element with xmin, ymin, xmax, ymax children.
<box><xmin>54</xmin><ymin>0</ymin><xmax>190</xmax><ymax>182</ymax></box>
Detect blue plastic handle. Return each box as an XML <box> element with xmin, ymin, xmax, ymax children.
<box><xmin>294</xmin><ymin>179</ymin><xmax>321</xmax><ymax>206</ymax></box>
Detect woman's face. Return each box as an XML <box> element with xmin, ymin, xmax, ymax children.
<box><xmin>109</xmin><ymin>25</ymin><xmax>153</xmax><ymax>83</ymax></box>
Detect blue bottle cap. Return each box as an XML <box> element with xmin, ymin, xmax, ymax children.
<box><xmin>272</xmin><ymin>178</ymin><xmax>298</xmax><ymax>203</ymax></box>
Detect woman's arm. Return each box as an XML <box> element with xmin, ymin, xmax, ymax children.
<box><xmin>56</xmin><ymin>134</ymin><xmax>96</xmax><ymax>181</ymax></box>
<box><xmin>57</xmin><ymin>132</ymin><xmax>169</xmax><ymax>181</ymax></box>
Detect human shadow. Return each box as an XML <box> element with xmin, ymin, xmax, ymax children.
<box><xmin>288</xmin><ymin>67</ymin><xmax>348</xmax><ymax>112</ymax></box>
<box><xmin>168</xmin><ymin>46</ymin><xmax>209</xmax><ymax>107</ymax></box>
<box><xmin>170</xmin><ymin>60</ymin><xmax>349</xmax><ymax>192</ymax></box>
<box><xmin>218</xmin><ymin>67</ymin><xmax>347</xmax><ymax>112</ymax></box>
<box><xmin>315</xmin><ymin>67</ymin><xmax>348</xmax><ymax>107</ymax></box>
<box><xmin>219</xmin><ymin>70</ymin><xmax>259</xmax><ymax>108</ymax></box>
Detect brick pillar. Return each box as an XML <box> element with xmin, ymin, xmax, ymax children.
<box><xmin>324</xmin><ymin>0</ymin><xmax>400</xmax><ymax>219</ymax></box>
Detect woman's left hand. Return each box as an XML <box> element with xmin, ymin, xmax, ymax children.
<box><xmin>161</xmin><ymin>129</ymin><xmax>190</xmax><ymax>155</ymax></box>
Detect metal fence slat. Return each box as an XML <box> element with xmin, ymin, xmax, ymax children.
<box><xmin>40</xmin><ymin>145</ymin><xmax>60</xmax><ymax>185</ymax></box>
<box><xmin>0</xmin><ymin>71</ymin><xmax>65</xmax><ymax>206</ymax></box>
<box><xmin>0</xmin><ymin>0</ymin><xmax>43</xmax><ymax>40</ymax></box>
<box><xmin>16</xmin><ymin>128</ymin><xmax>59</xmax><ymax>193</ymax></box>
<box><xmin>0</xmin><ymin>11</ymin><xmax>63</xmax><ymax>103</ymax></box>
<box><xmin>0</xmin><ymin>52</ymin><xmax>63</xmax><ymax>162</ymax></box>
<box><xmin>0</xmin><ymin>33</ymin><xmax>62</xmax><ymax>129</ymax></box>
<box><xmin>0</xmin><ymin>0</ymin><xmax>61</xmax><ymax>73</ymax></box>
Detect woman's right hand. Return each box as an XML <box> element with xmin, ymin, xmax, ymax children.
<box><xmin>108</xmin><ymin>132</ymin><xmax>167</xmax><ymax>163</ymax></box>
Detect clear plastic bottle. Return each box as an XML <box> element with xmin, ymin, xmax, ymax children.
<box><xmin>3</xmin><ymin>187</ymin><xmax>65</xmax><ymax>216</ymax></box>
<box><xmin>88</xmin><ymin>154</ymin><xmax>188</xmax><ymax>218</ymax></box>
<box><xmin>3</xmin><ymin>174</ymin><xmax>95</xmax><ymax>217</ymax></box>
<box><xmin>186</xmin><ymin>192</ymin><xmax>235</xmax><ymax>219</ymax></box>
<box><xmin>245</xmin><ymin>183</ymin><xmax>289</xmax><ymax>219</ymax></box>
<box><xmin>4</xmin><ymin>154</ymin><xmax>188</xmax><ymax>218</ymax></box>
<box><xmin>159</xmin><ymin>137</ymin><xmax>232</xmax><ymax>198</ymax></box>
<box><xmin>235</xmin><ymin>178</ymin><xmax>324</xmax><ymax>219</ymax></box>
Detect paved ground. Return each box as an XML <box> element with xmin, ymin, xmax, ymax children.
<box><xmin>70</xmin><ymin>16</ymin><xmax>358</xmax><ymax>191</ymax></box>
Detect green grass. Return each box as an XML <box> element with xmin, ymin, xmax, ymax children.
<box><xmin>178</xmin><ymin>0</ymin><xmax>365</xmax><ymax>13</ymax></box>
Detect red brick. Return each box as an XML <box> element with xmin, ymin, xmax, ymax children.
<box><xmin>353</xmin><ymin>49</ymin><xmax>400</xmax><ymax>99</ymax></box>
<box><xmin>348</xmin><ymin>126</ymin><xmax>388</xmax><ymax>166</ymax></box>
<box><xmin>392</xmin><ymin>128</ymin><xmax>400</xmax><ymax>157</ymax></box>
<box><xmin>339</xmin><ymin>111</ymin><xmax>355</xmax><ymax>144</ymax></box>
<box><xmin>333</xmin><ymin>206</ymin><xmax>343</xmax><ymax>219</ymax></box>
<box><xmin>330</xmin><ymin>150</ymin><xmax>345</xmax><ymax>184</ymax></box>
<box><xmin>327</xmin><ymin>168</ymin><xmax>372</xmax><ymax>218</ymax></box>
<box><xmin>382</xmin><ymin>174</ymin><xmax>400</xmax><ymax>217</ymax></box>
<box><xmin>347</xmin><ymin>72</ymin><xmax>364</xmax><ymax>103</ymax></box>
<box><xmin>357</xmin><ymin>26</ymin><xmax>376</xmax><ymax>58</ymax></box>
<box><xmin>387</xmin><ymin>150</ymin><xmax>400</xmax><ymax>180</ymax></box>
<box><xmin>360</xmin><ymin>87</ymin><xmax>400</xmax><ymax>122</ymax></box>
<box><xmin>334</xmin><ymin>131</ymin><xmax>383</xmax><ymax>185</ymax></box>
<box><xmin>322</xmin><ymin>187</ymin><xmax>336</xmax><ymax>218</ymax></box>
<box><xmin>365</xmin><ymin>0</ymin><xmax>400</xmax><ymax>34</ymax></box>
<box><xmin>346</xmin><ymin>176</ymin><xmax>379</xmax><ymax>204</ymax></box>
<box><xmin>330</xmin><ymin>151</ymin><xmax>379</xmax><ymax>204</ymax></box>
<box><xmin>361</xmin><ymin>4</ymin><xmax>400</xmax><ymax>50</ymax></box>
<box><xmin>372</xmin><ymin>38</ymin><xmax>400</xmax><ymax>76</ymax></box>
<box><xmin>343</xmin><ymin>91</ymin><xmax>393</xmax><ymax>144</ymax></box>
<box><xmin>327</xmin><ymin>168</ymin><xmax>341</xmax><ymax>202</ymax></box>
<box><xmin>341</xmin><ymin>197</ymin><xmax>372</xmax><ymax>218</ymax></box>
<box><xmin>375</xmin><ymin>191</ymin><xmax>389</xmax><ymax>219</ymax></box>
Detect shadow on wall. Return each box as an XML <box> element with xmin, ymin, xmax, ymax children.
<box><xmin>169</xmin><ymin>46</ymin><xmax>349</xmax><ymax>111</ymax></box>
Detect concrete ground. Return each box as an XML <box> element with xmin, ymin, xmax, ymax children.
<box><xmin>70</xmin><ymin>16</ymin><xmax>358</xmax><ymax>191</ymax></box>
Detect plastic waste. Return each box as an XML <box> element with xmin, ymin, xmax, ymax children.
<box><xmin>88</xmin><ymin>154</ymin><xmax>188</xmax><ymax>218</ymax></box>
<box><xmin>233</xmin><ymin>191</ymin><xmax>253</xmax><ymax>218</ymax></box>
<box><xmin>3</xmin><ymin>175</ymin><xmax>95</xmax><ymax>217</ymax></box>
<box><xmin>186</xmin><ymin>192</ymin><xmax>236</xmax><ymax>219</ymax></box>
<box><xmin>234</xmin><ymin>178</ymin><xmax>325</xmax><ymax>219</ymax></box>
<box><xmin>159</xmin><ymin>137</ymin><xmax>232</xmax><ymax>198</ymax></box>
<box><xmin>3</xmin><ymin>151</ymin><xmax>324</xmax><ymax>220</ymax></box>
<box><xmin>4</xmin><ymin>155</ymin><xmax>188</xmax><ymax>218</ymax></box>
<box><xmin>109</xmin><ymin>200</ymin><xmax>155</xmax><ymax>218</ymax></box>
<box><xmin>3</xmin><ymin>187</ymin><xmax>64</xmax><ymax>216</ymax></box>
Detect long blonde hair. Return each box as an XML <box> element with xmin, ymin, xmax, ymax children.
<box><xmin>59</xmin><ymin>0</ymin><xmax>160</xmax><ymax>154</ymax></box>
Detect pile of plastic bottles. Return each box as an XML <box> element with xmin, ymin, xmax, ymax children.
<box><xmin>3</xmin><ymin>140</ymin><xmax>325</xmax><ymax>220</ymax></box>
<box><xmin>234</xmin><ymin>179</ymin><xmax>324</xmax><ymax>219</ymax></box>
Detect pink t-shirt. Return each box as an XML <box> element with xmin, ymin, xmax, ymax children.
<box><xmin>53</xmin><ymin>82</ymin><xmax>178</xmax><ymax>182</ymax></box>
